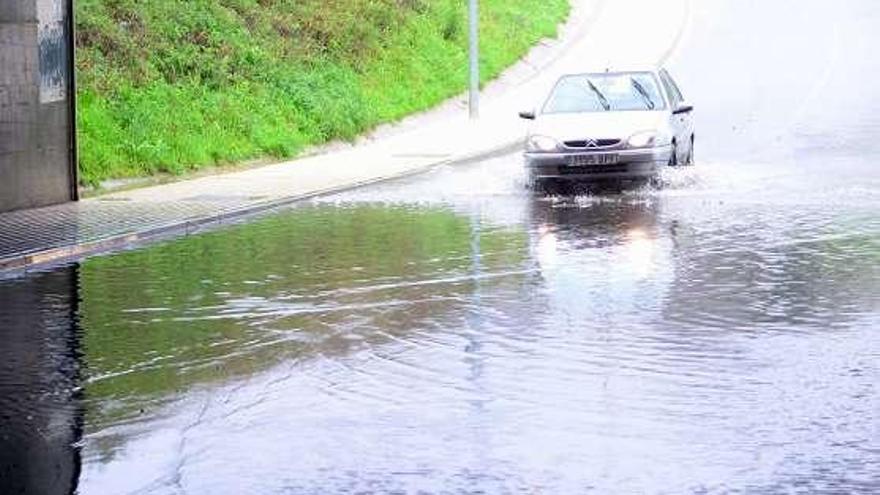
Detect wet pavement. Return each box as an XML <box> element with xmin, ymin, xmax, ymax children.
<box><xmin>2</xmin><ymin>0</ymin><xmax>880</xmax><ymax>493</ymax></box>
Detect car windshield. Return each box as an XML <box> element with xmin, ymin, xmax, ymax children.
<box><xmin>542</xmin><ymin>72</ymin><xmax>667</xmax><ymax>114</ymax></box>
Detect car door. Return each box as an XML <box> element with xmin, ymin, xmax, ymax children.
<box><xmin>659</xmin><ymin>69</ymin><xmax>694</xmax><ymax>162</ymax></box>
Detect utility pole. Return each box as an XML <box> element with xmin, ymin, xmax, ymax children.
<box><xmin>468</xmin><ymin>0</ymin><xmax>480</xmax><ymax>119</ymax></box>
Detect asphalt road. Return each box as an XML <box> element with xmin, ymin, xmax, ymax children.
<box><xmin>1</xmin><ymin>0</ymin><xmax>878</xmax><ymax>493</ymax></box>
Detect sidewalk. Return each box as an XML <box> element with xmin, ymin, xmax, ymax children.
<box><xmin>0</xmin><ymin>0</ymin><xmax>690</xmax><ymax>275</ymax></box>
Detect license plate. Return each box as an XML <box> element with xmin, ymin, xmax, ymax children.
<box><xmin>568</xmin><ymin>154</ymin><xmax>619</xmax><ymax>166</ymax></box>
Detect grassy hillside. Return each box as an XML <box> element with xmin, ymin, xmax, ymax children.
<box><xmin>75</xmin><ymin>0</ymin><xmax>570</xmax><ymax>186</ymax></box>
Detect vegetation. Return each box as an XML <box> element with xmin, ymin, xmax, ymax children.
<box><xmin>75</xmin><ymin>0</ymin><xmax>570</xmax><ymax>185</ymax></box>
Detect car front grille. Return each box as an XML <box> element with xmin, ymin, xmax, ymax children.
<box><xmin>563</xmin><ymin>139</ymin><xmax>622</xmax><ymax>149</ymax></box>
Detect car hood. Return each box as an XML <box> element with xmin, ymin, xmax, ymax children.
<box><xmin>530</xmin><ymin>111</ymin><xmax>669</xmax><ymax>141</ymax></box>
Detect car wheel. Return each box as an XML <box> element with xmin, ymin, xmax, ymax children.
<box><xmin>668</xmin><ymin>143</ymin><xmax>679</xmax><ymax>167</ymax></box>
<box><xmin>685</xmin><ymin>137</ymin><xmax>695</xmax><ymax>166</ymax></box>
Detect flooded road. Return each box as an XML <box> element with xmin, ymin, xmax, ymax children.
<box><xmin>3</xmin><ymin>0</ymin><xmax>880</xmax><ymax>493</ymax></box>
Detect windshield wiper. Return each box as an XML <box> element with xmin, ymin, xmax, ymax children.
<box><xmin>585</xmin><ymin>79</ymin><xmax>611</xmax><ymax>111</ymax></box>
<box><xmin>630</xmin><ymin>78</ymin><xmax>656</xmax><ymax>110</ymax></box>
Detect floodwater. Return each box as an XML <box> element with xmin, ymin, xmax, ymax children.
<box><xmin>3</xmin><ymin>149</ymin><xmax>879</xmax><ymax>494</ymax></box>
<box><xmin>2</xmin><ymin>0</ymin><xmax>880</xmax><ymax>493</ymax></box>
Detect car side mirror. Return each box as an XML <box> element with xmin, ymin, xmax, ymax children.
<box><xmin>519</xmin><ymin>110</ymin><xmax>536</xmax><ymax>120</ymax></box>
<box><xmin>673</xmin><ymin>105</ymin><xmax>694</xmax><ymax>115</ymax></box>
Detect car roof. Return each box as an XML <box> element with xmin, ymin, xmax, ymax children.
<box><xmin>560</xmin><ymin>67</ymin><xmax>663</xmax><ymax>77</ymax></box>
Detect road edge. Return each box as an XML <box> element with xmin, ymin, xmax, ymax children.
<box><xmin>0</xmin><ymin>139</ymin><xmax>527</xmax><ymax>278</ymax></box>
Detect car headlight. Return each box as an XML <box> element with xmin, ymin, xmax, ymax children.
<box><xmin>628</xmin><ymin>131</ymin><xmax>671</xmax><ymax>148</ymax></box>
<box><xmin>527</xmin><ymin>135</ymin><xmax>561</xmax><ymax>152</ymax></box>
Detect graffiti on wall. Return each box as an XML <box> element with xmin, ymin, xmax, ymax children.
<box><xmin>37</xmin><ymin>0</ymin><xmax>69</xmax><ymax>104</ymax></box>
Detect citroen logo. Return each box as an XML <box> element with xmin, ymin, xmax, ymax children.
<box><xmin>586</xmin><ymin>138</ymin><xmax>599</xmax><ymax>148</ymax></box>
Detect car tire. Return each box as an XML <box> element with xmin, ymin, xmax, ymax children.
<box><xmin>685</xmin><ymin>136</ymin><xmax>695</xmax><ymax>166</ymax></box>
<box><xmin>668</xmin><ymin>143</ymin><xmax>679</xmax><ymax>167</ymax></box>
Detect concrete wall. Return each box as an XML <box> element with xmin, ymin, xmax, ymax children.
<box><xmin>0</xmin><ymin>0</ymin><xmax>76</xmax><ymax>212</ymax></box>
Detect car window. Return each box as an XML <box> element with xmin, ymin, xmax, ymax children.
<box><xmin>659</xmin><ymin>70</ymin><xmax>684</xmax><ymax>107</ymax></box>
<box><xmin>542</xmin><ymin>72</ymin><xmax>667</xmax><ymax>114</ymax></box>
<box><xmin>663</xmin><ymin>70</ymin><xmax>685</xmax><ymax>102</ymax></box>
<box><xmin>542</xmin><ymin>77</ymin><xmax>608</xmax><ymax>114</ymax></box>
<box><xmin>671</xmin><ymin>79</ymin><xmax>685</xmax><ymax>102</ymax></box>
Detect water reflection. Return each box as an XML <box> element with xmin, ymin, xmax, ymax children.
<box><xmin>75</xmin><ymin>205</ymin><xmax>528</xmax><ymax>455</ymax></box>
<box><xmin>660</xmin><ymin>199</ymin><xmax>880</xmax><ymax>333</ymax></box>
<box><xmin>1</xmin><ymin>183</ymin><xmax>876</xmax><ymax>493</ymax></box>
<box><xmin>526</xmin><ymin>195</ymin><xmax>675</xmax><ymax>324</ymax></box>
<box><xmin>528</xmin><ymin>195</ymin><xmax>663</xmax><ymax>274</ymax></box>
<box><xmin>0</xmin><ymin>164</ymin><xmax>876</xmax><ymax>494</ymax></box>
<box><xmin>0</xmin><ymin>267</ymin><xmax>83</xmax><ymax>495</ymax></box>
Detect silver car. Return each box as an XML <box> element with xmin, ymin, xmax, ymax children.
<box><xmin>520</xmin><ymin>68</ymin><xmax>694</xmax><ymax>183</ymax></box>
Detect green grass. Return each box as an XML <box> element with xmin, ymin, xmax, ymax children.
<box><xmin>75</xmin><ymin>0</ymin><xmax>570</xmax><ymax>186</ymax></box>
